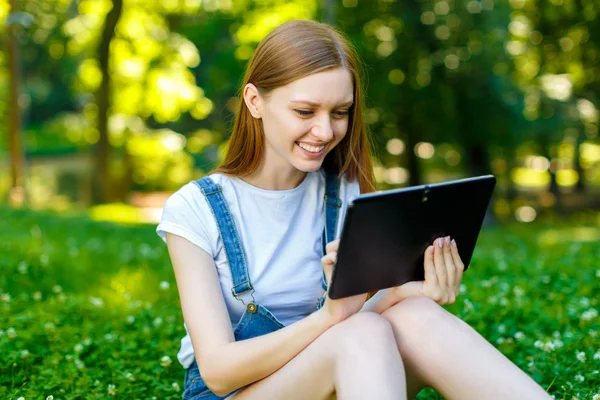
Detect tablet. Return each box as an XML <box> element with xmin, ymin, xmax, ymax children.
<box><xmin>328</xmin><ymin>175</ymin><xmax>496</xmax><ymax>299</ymax></box>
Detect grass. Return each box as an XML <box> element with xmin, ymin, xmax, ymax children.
<box><xmin>0</xmin><ymin>206</ymin><xmax>599</xmax><ymax>399</ymax></box>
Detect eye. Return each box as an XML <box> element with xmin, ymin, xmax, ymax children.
<box><xmin>294</xmin><ymin>109</ymin><xmax>314</xmax><ymax>117</ymax></box>
<box><xmin>333</xmin><ymin>110</ymin><xmax>350</xmax><ymax>118</ymax></box>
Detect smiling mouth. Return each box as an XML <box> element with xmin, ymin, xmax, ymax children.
<box><xmin>296</xmin><ymin>142</ymin><xmax>326</xmax><ymax>153</ymax></box>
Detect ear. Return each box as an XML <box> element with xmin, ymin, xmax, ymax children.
<box><xmin>243</xmin><ymin>83</ymin><xmax>262</xmax><ymax>119</ymax></box>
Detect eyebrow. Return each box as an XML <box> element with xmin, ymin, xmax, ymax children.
<box><xmin>290</xmin><ymin>100</ymin><xmax>354</xmax><ymax>107</ymax></box>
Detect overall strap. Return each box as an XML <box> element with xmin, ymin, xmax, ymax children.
<box><xmin>193</xmin><ymin>177</ymin><xmax>254</xmax><ymax>300</ymax></box>
<box><xmin>321</xmin><ymin>170</ymin><xmax>342</xmax><ymax>292</ymax></box>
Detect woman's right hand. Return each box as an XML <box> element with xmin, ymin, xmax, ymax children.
<box><xmin>319</xmin><ymin>240</ymin><xmax>368</xmax><ymax>325</ymax></box>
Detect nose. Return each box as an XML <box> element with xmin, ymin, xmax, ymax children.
<box><xmin>311</xmin><ymin>115</ymin><xmax>334</xmax><ymax>142</ymax></box>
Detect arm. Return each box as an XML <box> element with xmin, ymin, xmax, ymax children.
<box><xmin>166</xmin><ymin>233</ymin><xmax>336</xmax><ymax>397</ymax></box>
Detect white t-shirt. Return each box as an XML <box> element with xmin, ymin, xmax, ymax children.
<box><xmin>156</xmin><ymin>169</ymin><xmax>360</xmax><ymax>368</ymax></box>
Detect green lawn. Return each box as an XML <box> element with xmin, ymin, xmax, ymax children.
<box><xmin>1</xmin><ymin>206</ymin><xmax>598</xmax><ymax>399</ymax></box>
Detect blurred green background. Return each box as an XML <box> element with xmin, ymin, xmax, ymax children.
<box><xmin>1</xmin><ymin>0</ymin><xmax>599</xmax><ymax>399</ymax></box>
<box><xmin>1</xmin><ymin>0</ymin><xmax>599</xmax><ymax>224</ymax></box>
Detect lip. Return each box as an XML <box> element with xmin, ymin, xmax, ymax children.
<box><xmin>296</xmin><ymin>142</ymin><xmax>326</xmax><ymax>158</ymax></box>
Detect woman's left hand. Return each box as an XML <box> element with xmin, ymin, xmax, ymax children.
<box><xmin>373</xmin><ymin>236</ymin><xmax>465</xmax><ymax>313</ymax></box>
<box><xmin>417</xmin><ymin>236</ymin><xmax>465</xmax><ymax>305</ymax></box>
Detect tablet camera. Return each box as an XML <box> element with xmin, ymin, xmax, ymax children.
<box><xmin>422</xmin><ymin>187</ymin><xmax>431</xmax><ymax>203</ymax></box>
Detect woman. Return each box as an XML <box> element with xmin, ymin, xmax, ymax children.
<box><xmin>157</xmin><ymin>20</ymin><xmax>550</xmax><ymax>400</ymax></box>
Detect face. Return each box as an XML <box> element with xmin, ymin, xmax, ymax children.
<box><xmin>244</xmin><ymin>67</ymin><xmax>354</xmax><ymax>174</ymax></box>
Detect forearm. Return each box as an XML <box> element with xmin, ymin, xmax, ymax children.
<box><xmin>360</xmin><ymin>289</ymin><xmax>390</xmax><ymax>313</ymax></box>
<box><xmin>202</xmin><ymin>309</ymin><xmax>334</xmax><ymax>396</ymax></box>
<box><xmin>361</xmin><ymin>282</ymin><xmax>424</xmax><ymax>314</ymax></box>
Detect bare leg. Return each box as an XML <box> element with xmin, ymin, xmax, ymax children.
<box><xmin>228</xmin><ymin>312</ymin><xmax>407</xmax><ymax>400</ymax></box>
<box><xmin>382</xmin><ymin>296</ymin><xmax>552</xmax><ymax>400</ymax></box>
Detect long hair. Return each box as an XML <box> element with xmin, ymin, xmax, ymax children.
<box><xmin>211</xmin><ymin>20</ymin><xmax>376</xmax><ymax>193</ymax></box>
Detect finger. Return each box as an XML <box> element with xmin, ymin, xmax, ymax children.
<box><xmin>326</xmin><ymin>239</ymin><xmax>340</xmax><ymax>254</ymax></box>
<box><xmin>433</xmin><ymin>238</ymin><xmax>448</xmax><ymax>292</ymax></box>
<box><xmin>450</xmin><ymin>239</ymin><xmax>465</xmax><ymax>293</ymax></box>
<box><xmin>321</xmin><ymin>251</ymin><xmax>337</xmax><ymax>284</ymax></box>
<box><xmin>442</xmin><ymin>236</ymin><xmax>456</xmax><ymax>299</ymax></box>
<box><xmin>423</xmin><ymin>245</ymin><xmax>437</xmax><ymax>285</ymax></box>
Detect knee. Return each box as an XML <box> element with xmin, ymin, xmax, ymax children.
<box><xmin>329</xmin><ymin>312</ymin><xmax>399</xmax><ymax>355</ymax></box>
<box><xmin>382</xmin><ymin>295</ymin><xmax>453</xmax><ymax>334</ymax></box>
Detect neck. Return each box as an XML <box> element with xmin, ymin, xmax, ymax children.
<box><xmin>241</xmin><ymin>163</ymin><xmax>307</xmax><ymax>190</ymax></box>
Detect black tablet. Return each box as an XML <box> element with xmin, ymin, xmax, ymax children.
<box><xmin>328</xmin><ymin>175</ymin><xmax>496</xmax><ymax>299</ymax></box>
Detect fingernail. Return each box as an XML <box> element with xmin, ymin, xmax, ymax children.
<box><xmin>451</xmin><ymin>238</ymin><xmax>456</xmax><ymax>247</ymax></box>
<box><xmin>445</xmin><ymin>236</ymin><xmax>451</xmax><ymax>246</ymax></box>
<box><xmin>438</xmin><ymin>238</ymin><xmax>443</xmax><ymax>248</ymax></box>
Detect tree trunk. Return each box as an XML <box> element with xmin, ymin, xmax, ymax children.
<box><xmin>92</xmin><ymin>0</ymin><xmax>123</xmax><ymax>204</ymax></box>
<box><xmin>6</xmin><ymin>0</ymin><xmax>26</xmax><ymax>206</ymax></box>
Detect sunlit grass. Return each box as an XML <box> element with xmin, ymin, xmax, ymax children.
<box><xmin>0</xmin><ymin>206</ymin><xmax>598</xmax><ymax>399</ymax></box>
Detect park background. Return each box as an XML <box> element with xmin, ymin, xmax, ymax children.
<box><xmin>1</xmin><ymin>0</ymin><xmax>599</xmax><ymax>399</ymax></box>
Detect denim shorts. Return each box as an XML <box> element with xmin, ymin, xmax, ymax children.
<box><xmin>183</xmin><ymin>358</ymin><xmax>237</xmax><ymax>400</ymax></box>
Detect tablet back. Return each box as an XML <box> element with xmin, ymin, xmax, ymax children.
<box><xmin>328</xmin><ymin>175</ymin><xmax>496</xmax><ymax>299</ymax></box>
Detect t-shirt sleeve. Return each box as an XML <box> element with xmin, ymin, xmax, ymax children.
<box><xmin>156</xmin><ymin>183</ymin><xmax>215</xmax><ymax>257</ymax></box>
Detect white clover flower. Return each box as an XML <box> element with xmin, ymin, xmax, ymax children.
<box><xmin>125</xmin><ymin>372</ymin><xmax>135</xmax><ymax>382</ymax></box>
<box><xmin>94</xmin><ymin>380</ymin><xmax>101</xmax><ymax>386</ymax></box>
<box><xmin>498</xmin><ymin>324</ymin><xmax>506</xmax><ymax>333</ymax></box>
<box><xmin>552</xmin><ymin>331</ymin><xmax>561</xmax><ymax>338</ymax></box>
<box><xmin>596</xmin><ymin>270</ymin><xmax>600</xmax><ymax>278</ymax></box>
<box><xmin>463</xmin><ymin>298</ymin><xmax>474</xmax><ymax>311</ymax></box>
<box><xmin>514</xmin><ymin>332</ymin><xmax>525</xmax><ymax>341</ymax></box>
<box><xmin>1</xmin><ymin>293</ymin><xmax>11</xmax><ymax>302</ymax></box>
<box><xmin>172</xmin><ymin>382</ymin><xmax>180</xmax><ymax>392</ymax></box>
<box><xmin>40</xmin><ymin>254</ymin><xmax>49</xmax><ymax>266</ymax></box>
<box><xmin>576</xmin><ymin>351</ymin><xmax>586</xmax><ymax>363</ymax></box>
<box><xmin>46</xmin><ymin>396</ymin><xmax>54</xmax><ymax>400</ymax></box>
<box><xmin>499</xmin><ymin>297</ymin><xmax>509</xmax><ymax>306</ymax></box>
<box><xmin>534</xmin><ymin>340</ymin><xmax>543</xmax><ymax>349</ymax></box>
<box><xmin>592</xmin><ymin>393</ymin><xmax>600</xmax><ymax>400</ymax></box>
<box><xmin>590</xmin><ymin>330</ymin><xmax>598</xmax><ymax>338</ymax></box>
<box><xmin>17</xmin><ymin>397</ymin><xmax>25</xmax><ymax>400</ymax></box>
<box><xmin>84</xmin><ymin>338</ymin><xmax>92</xmax><ymax>346</ymax></box>
<box><xmin>160</xmin><ymin>355</ymin><xmax>172</xmax><ymax>368</ymax></box>
<box><xmin>574</xmin><ymin>374</ymin><xmax>584</xmax><ymax>383</ymax></box>
<box><xmin>496</xmin><ymin>337</ymin><xmax>505</xmax><ymax>345</ymax></box>
<box><xmin>75</xmin><ymin>359</ymin><xmax>85</xmax><ymax>369</ymax></box>
<box><xmin>90</xmin><ymin>297</ymin><xmax>104</xmax><ymax>307</ymax></box>
<box><xmin>58</xmin><ymin>293</ymin><xmax>66</xmax><ymax>303</ymax></box>
<box><xmin>108</xmin><ymin>383</ymin><xmax>116</xmax><ymax>396</ymax></box>
<box><xmin>44</xmin><ymin>322</ymin><xmax>55</xmax><ymax>332</ymax></box>
<box><xmin>553</xmin><ymin>339</ymin><xmax>564</xmax><ymax>348</ymax></box>
<box><xmin>593</xmin><ymin>351</ymin><xmax>600</xmax><ymax>360</ymax></box>
<box><xmin>160</xmin><ymin>281</ymin><xmax>170</xmax><ymax>290</ymax></box>
<box><xmin>7</xmin><ymin>327</ymin><xmax>16</xmax><ymax>339</ymax></box>
<box><xmin>543</xmin><ymin>341</ymin><xmax>556</xmax><ymax>352</ymax></box>
<box><xmin>52</xmin><ymin>285</ymin><xmax>62</xmax><ymax>293</ymax></box>
<box><xmin>17</xmin><ymin>261</ymin><xmax>28</xmax><ymax>274</ymax></box>
<box><xmin>21</xmin><ymin>350</ymin><xmax>30</xmax><ymax>359</ymax></box>
<box><xmin>153</xmin><ymin>317</ymin><xmax>163</xmax><ymax>327</ymax></box>
<box><xmin>581</xmin><ymin>308</ymin><xmax>598</xmax><ymax>321</ymax></box>
<box><xmin>459</xmin><ymin>284</ymin><xmax>466</xmax><ymax>294</ymax></box>
<box><xmin>74</xmin><ymin>344</ymin><xmax>83</xmax><ymax>353</ymax></box>
<box><xmin>126</xmin><ymin>315</ymin><xmax>135</xmax><ymax>324</ymax></box>
<box><xmin>513</xmin><ymin>286</ymin><xmax>524</xmax><ymax>297</ymax></box>
<box><xmin>33</xmin><ymin>291</ymin><xmax>42</xmax><ymax>301</ymax></box>
<box><xmin>104</xmin><ymin>333</ymin><xmax>114</xmax><ymax>341</ymax></box>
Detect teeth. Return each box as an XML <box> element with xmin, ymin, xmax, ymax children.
<box><xmin>298</xmin><ymin>143</ymin><xmax>325</xmax><ymax>153</ymax></box>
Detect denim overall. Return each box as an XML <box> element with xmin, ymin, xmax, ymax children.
<box><xmin>182</xmin><ymin>171</ymin><xmax>342</xmax><ymax>400</ymax></box>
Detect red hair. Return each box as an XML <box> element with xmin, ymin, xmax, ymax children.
<box><xmin>211</xmin><ymin>20</ymin><xmax>375</xmax><ymax>193</ymax></box>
